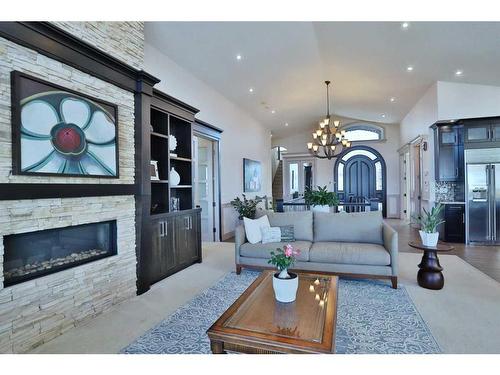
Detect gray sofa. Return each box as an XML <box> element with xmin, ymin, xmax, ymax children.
<box><xmin>235</xmin><ymin>210</ymin><xmax>398</xmax><ymax>288</ymax></box>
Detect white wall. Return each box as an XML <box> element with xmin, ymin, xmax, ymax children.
<box><xmin>399</xmin><ymin>83</ymin><xmax>438</xmax><ymax>146</ymax></box>
<box><xmin>437</xmin><ymin>81</ymin><xmax>500</xmax><ymax>121</ymax></box>
<box><xmin>144</xmin><ymin>44</ymin><xmax>272</xmax><ymax>203</ymax></box>
<box><xmin>273</xmin><ymin>122</ymin><xmax>401</xmax><ymax>217</ymax></box>
<box><xmin>144</xmin><ymin>44</ymin><xmax>272</xmax><ymax>239</ymax></box>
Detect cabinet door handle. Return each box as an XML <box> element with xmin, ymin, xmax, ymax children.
<box><xmin>455</xmin><ymin>167</ymin><xmax>459</xmax><ymax>177</ymax></box>
<box><xmin>164</xmin><ymin>222</ymin><xmax>167</xmax><ymax>237</ymax></box>
<box><xmin>462</xmin><ymin>213</ymin><xmax>465</xmax><ymax>224</ymax></box>
<box><xmin>159</xmin><ymin>221</ymin><xmax>164</xmax><ymax>237</ymax></box>
<box><xmin>185</xmin><ymin>217</ymin><xmax>189</xmax><ymax>230</ymax></box>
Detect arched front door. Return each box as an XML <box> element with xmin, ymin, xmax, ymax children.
<box><xmin>334</xmin><ymin>146</ymin><xmax>387</xmax><ymax>217</ymax></box>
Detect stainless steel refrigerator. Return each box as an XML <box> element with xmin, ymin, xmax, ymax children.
<box><xmin>465</xmin><ymin>148</ymin><xmax>500</xmax><ymax>244</ymax></box>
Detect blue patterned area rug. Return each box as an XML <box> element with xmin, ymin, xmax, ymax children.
<box><xmin>122</xmin><ymin>271</ymin><xmax>441</xmax><ymax>354</ymax></box>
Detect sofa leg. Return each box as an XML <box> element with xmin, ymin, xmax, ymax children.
<box><xmin>236</xmin><ymin>265</ymin><xmax>242</xmax><ymax>275</ymax></box>
<box><xmin>391</xmin><ymin>276</ymin><xmax>398</xmax><ymax>289</ymax></box>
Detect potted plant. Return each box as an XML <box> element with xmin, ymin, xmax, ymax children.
<box><xmin>230</xmin><ymin>194</ymin><xmax>262</xmax><ymax>220</ymax></box>
<box><xmin>268</xmin><ymin>244</ymin><xmax>301</xmax><ymax>303</ymax></box>
<box><xmin>304</xmin><ymin>186</ymin><xmax>339</xmax><ymax>212</ymax></box>
<box><xmin>413</xmin><ymin>204</ymin><xmax>445</xmax><ymax>247</ymax></box>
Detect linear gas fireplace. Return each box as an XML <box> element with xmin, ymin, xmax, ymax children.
<box><xmin>3</xmin><ymin>221</ymin><xmax>117</xmax><ymax>287</ymax></box>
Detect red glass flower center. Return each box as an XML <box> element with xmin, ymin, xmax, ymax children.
<box><xmin>54</xmin><ymin>127</ymin><xmax>82</xmax><ymax>153</ymax></box>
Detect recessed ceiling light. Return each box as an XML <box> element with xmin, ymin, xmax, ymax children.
<box><xmin>285</xmin><ymin>122</ymin><xmax>289</xmax><ymax>127</ymax></box>
<box><xmin>236</xmin><ymin>54</ymin><xmax>242</xmax><ymax>60</ymax></box>
<box><xmin>248</xmin><ymin>88</ymin><xmax>254</xmax><ymax>93</ymax></box>
<box><xmin>270</xmin><ymin>133</ymin><xmax>273</xmax><ymax>137</ymax></box>
<box><xmin>381</xmin><ymin>114</ymin><xmax>386</xmax><ymax>118</ymax></box>
<box><xmin>455</xmin><ymin>70</ymin><xmax>463</xmax><ymax>76</ymax></box>
<box><xmin>271</xmin><ymin>110</ymin><xmax>276</xmax><ymax>114</ymax></box>
<box><xmin>390</xmin><ymin>97</ymin><xmax>396</xmax><ymax>102</ymax></box>
<box><xmin>401</xmin><ymin>22</ymin><xmax>410</xmax><ymax>29</ymax></box>
<box><xmin>406</xmin><ymin>65</ymin><xmax>414</xmax><ymax>72</ymax></box>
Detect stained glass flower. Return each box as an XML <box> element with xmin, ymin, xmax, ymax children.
<box><xmin>20</xmin><ymin>92</ymin><xmax>117</xmax><ymax>176</ymax></box>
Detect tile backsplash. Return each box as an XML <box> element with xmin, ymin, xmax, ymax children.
<box><xmin>435</xmin><ymin>181</ymin><xmax>464</xmax><ymax>202</ymax></box>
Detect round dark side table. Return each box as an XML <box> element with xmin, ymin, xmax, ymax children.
<box><xmin>408</xmin><ymin>241</ymin><xmax>454</xmax><ymax>290</ymax></box>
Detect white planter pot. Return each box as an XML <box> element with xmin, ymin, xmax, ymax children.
<box><xmin>419</xmin><ymin>230</ymin><xmax>439</xmax><ymax>247</ymax></box>
<box><xmin>312</xmin><ymin>205</ymin><xmax>331</xmax><ymax>213</ymax></box>
<box><xmin>272</xmin><ymin>270</ymin><xmax>299</xmax><ymax>303</ymax></box>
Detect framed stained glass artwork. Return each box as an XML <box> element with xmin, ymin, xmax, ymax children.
<box><xmin>11</xmin><ymin>71</ymin><xmax>119</xmax><ymax>178</ymax></box>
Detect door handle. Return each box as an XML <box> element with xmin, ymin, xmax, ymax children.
<box><xmin>164</xmin><ymin>222</ymin><xmax>167</xmax><ymax>237</ymax></box>
<box><xmin>159</xmin><ymin>221</ymin><xmax>164</xmax><ymax>237</ymax></box>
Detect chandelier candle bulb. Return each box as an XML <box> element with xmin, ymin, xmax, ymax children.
<box><xmin>309</xmin><ymin>285</ymin><xmax>315</xmax><ymax>292</ymax></box>
<box><xmin>315</xmin><ymin>293</ymin><xmax>320</xmax><ymax>301</ymax></box>
<box><xmin>307</xmin><ymin>142</ymin><xmax>313</xmax><ymax>150</ymax></box>
<box><xmin>312</xmin><ymin>145</ymin><xmax>319</xmax><ymax>152</ymax></box>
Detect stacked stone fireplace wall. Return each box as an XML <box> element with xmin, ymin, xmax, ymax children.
<box><xmin>0</xmin><ymin>22</ymin><xmax>144</xmax><ymax>353</ymax></box>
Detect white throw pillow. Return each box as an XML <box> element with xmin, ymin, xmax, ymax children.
<box><xmin>243</xmin><ymin>215</ymin><xmax>270</xmax><ymax>244</ymax></box>
<box><xmin>261</xmin><ymin>227</ymin><xmax>282</xmax><ymax>244</ymax></box>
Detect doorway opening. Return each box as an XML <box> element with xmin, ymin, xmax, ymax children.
<box><xmin>334</xmin><ymin>146</ymin><xmax>387</xmax><ymax>217</ymax></box>
<box><xmin>283</xmin><ymin>156</ymin><xmax>316</xmax><ymax>201</ymax></box>
<box><xmin>193</xmin><ymin>134</ymin><xmax>220</xmax><ymax>242</ymax></box>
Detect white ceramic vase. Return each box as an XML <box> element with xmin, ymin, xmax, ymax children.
<box><xmin>170</xmin><ymin>167</ymin><xmax>181</xmax><ymax>186</ymax></box>
<box><xmin>272</xmin><ymin>269</ymin><xmax>299</xmax><ymax>303</ymax></box>
<box><xmin>419</xmin><ymin>230</ymin><xmax>439</xmax><ymax>247</ymax></box>
<box><xmin>312</xmin><ymin>205</ymin><xmax>331</xmax><ymax>213</ymax></box>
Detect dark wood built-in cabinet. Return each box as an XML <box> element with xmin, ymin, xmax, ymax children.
<box><xmin>150</xmin><ymin>209</ymin><xmax>201</xmax><ymax>284</ymax></box>
<box><xmin>136</xmin><ymin>88</ymin><xmax>202</xmax><ymax>293</ymax></box>
<box><xmin>444</xmin><ymin>204</ymin><xmax>465</xmax><ymax>243</ymax></box>
<box><xmin>434</xmin><ymin>125</ymin><xmax>464</xmax><ymax>182</ymax></box>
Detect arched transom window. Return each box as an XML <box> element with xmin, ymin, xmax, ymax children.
<box><xmin>341</xmin><ymin>123</ymin><xmax>385</xmax><ymax>142</ymax></box>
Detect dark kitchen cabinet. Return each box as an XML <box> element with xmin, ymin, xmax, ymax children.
<box><xmin>434</xmin><ymin>125</ymin><xmax>464</xmax><ymax>182</ymax></box>
<box><xmin>149</xmin><ymin>209</ymin><xmax>201</xmax><ymax>284</ymax></box>
<box><xmin>463</xmin><ymin>119</ymin><xmax>500</xmax><ymax>147</ymax></box>
<box><xmin>444</xmin><ymin>204</ymin><xmax>465</xmax><ymax>243</ymax></box>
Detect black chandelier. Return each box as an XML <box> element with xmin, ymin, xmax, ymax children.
<box><xmin>307</xmin><ymin>81</ymin><xmax>351</xmax><ymax>159</ymax></box>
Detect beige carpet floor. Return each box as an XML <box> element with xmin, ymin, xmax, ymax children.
<box><xmin>30</xmin><ymin>242</ymin><xmax>500</xmax><ymax>354</ymax></box>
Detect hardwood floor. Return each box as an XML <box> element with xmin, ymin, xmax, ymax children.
<box><xmin>387</xmin><ymin>219</ymin><xmax>500</xmax><ymax>283</ymax></box>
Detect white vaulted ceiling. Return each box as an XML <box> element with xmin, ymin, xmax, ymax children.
<box><xmin>145</xmin><ymin>22</ymin><xmax>500</xmax><ymax>137</ymax></box>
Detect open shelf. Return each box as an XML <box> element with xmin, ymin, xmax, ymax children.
<box><xmin>151</xmin><ymin>132</ymin><xmax>169</xmax><ymax>140</ymax></box>
<box><xmin>171</xmin><ymin>185</ymin><xmax>192</xmax><ymax>188</ymax></box>
<box><xmin>151</xmin><ymin>179</ymin><xmax>169</xmax><ymax>184</ymax></box>
<box><xmin>170</xmin><ymin>156</ymin><xmax>192</xmax><ymax>162</ymax></box>
<box><xmin>169</xmin><ymin>116</ymin><xmax>192</xmax><ymax>159</ymax></box>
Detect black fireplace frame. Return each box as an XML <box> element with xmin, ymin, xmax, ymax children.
<box><xmin>3</xmin><ymin>220</ymin><xmax>117</xmax><ymax>287</ymax></box>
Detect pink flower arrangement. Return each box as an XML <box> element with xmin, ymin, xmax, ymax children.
<box><xmin>268</xmin><ymin>244</ymin><xmax>301</xmax><ymax>274</ymax></box>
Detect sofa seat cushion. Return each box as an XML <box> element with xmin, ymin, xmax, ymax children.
<box><xmin>309</xmin><ymin>242</ymin><xmax>390</xmax><ymax>266</ymax></box>
<box><xmin>240</xmin><ymin>241</ymin><xmax>311</xmax><ymax>262</ymax></box>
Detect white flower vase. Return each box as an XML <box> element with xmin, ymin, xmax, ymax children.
<box><xmin>419</xmin><ymin>231</ymin><xmax>439</xmax><ymax>247</ymax></box>
<box><xmin>312</xmin><ymin>205</ymin><xmax>331</xmax><ymax>213</ymax></box>
<box><xmin>170</xmin><ymin>167</ymin><xmax>181</xmax><ymax>186</ymax></box>
<box><xmin>272</xmin><ymin>269</ymin><xmax>299</xmax><ymax>303</ymax></box>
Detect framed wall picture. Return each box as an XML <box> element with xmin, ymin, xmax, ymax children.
<box><xmin>150</xmin><ymin>160</ymin><xmax>160</xmax><ymax>180</ymax></box>
<box><xmin>11</xmin><ymin>71</ymin><xmax>119</xmax><ymax>178</ymax></box>
<box><xmin>243</xmin><ymin>158</ymin><xmax>262</xmax><ymax>192</ymax></box>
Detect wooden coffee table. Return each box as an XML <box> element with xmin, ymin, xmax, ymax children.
<box><xmin>206</xmin><ymin>270</ymin><xmax>338</xmax><ymax>354</ymax></box>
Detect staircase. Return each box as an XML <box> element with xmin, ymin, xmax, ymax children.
<box><xmin>272</xmin><ymin>160</ymin><xmax>283</xmax><ymax>199</ymax></box>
